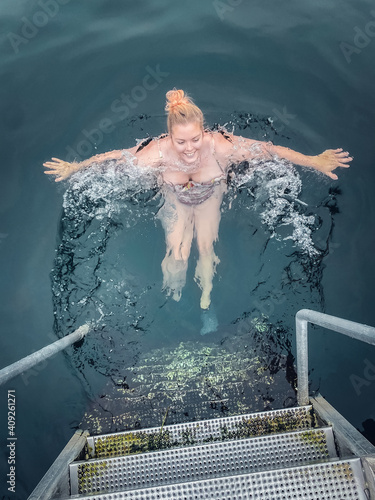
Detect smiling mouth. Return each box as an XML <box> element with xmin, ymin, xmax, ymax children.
<box><xmin>185</xmin><ymin>152</ymin><xmax>195</xmax><ymax>157</ymax></box>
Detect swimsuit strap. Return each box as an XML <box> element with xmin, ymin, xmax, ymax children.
<box><xmin>157</xmin><ymin>137</ymin><xmax>163</xmax><ymax>159</ymax></box>
<box><xmin>135</xmin><ymin>136</ymin><xmax>153</xmax><ymax>153</ymax></box>
<box><xmin>210</xmin><ymin>133</ymin><xmax>215</xmax><ymax>154</ymax></box>
<box><xmin>136</xmin><ymin>134</ymin><xmax>167</xmax><ymax>159</ymax></box>
<box><xmin>210</xmin><ymin>131</ymin><xmax>225</xmax><ymax>174</ymax></box>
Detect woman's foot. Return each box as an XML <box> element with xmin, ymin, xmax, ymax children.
<box><xmin>200</xmin><ymin>307</ymin><xmax>218</xmax><ymax>335</ymax></box>
<box><xmin>200</xmin><ymin>290</ymin><xmax>211</xmax><ymax>310</ymax></box>
<box><xmin>172</xmin><ymin>289</ymin><xmax>182</xmax><ymax>302</ymax></box>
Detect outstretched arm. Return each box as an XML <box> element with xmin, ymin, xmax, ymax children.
<box><xmin>268</xmin><ymin>144</ymin><xmax>352</xmax><ymax>180</ymax></box>
<box><xmin>42</xmin><ymin>141</ymin><xmax>160</xmax><ymax>182</ymax></box>
<box><xmin>217</xmin><ymin>133</ymin><xmax>352</xmax><ymax>180</ymax></box>
<box><xmin>43</xmin><ymin>149</ymin><xmax>131</xmax><ymax>182</ymax></box>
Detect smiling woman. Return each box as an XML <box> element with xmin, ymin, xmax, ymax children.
<box><xmin>43</xmin><ymin>88</ymin><xmax>352</xmax><ymax>312</ymax></box>
<box><xmin>3</xmin><ymin>1</ymin><xmax>375</xmax><ymax>496</ymax></box>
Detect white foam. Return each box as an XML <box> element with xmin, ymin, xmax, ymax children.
<box><xmin>229</xmin><ymin>157</ymin><xmax>319</xmax><ymax>257</ymax></box>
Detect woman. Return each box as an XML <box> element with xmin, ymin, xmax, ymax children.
<box><xmin>44</xmin><ymin>89</ymin><xmax>352</xmax><ymax>310</ymax></box>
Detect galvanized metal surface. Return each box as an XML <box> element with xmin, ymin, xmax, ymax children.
<box><xmin>71</xmin><ymin>427</ymin><xmax>336</xmax><ymax>495</ymax></box>
<box><xmin>296</xmin><ymin>309</ymin><xmax>375</xmax><ymax>406</ymax></box>
<box><xmin>312</xmin><ymin>395</ymin><xmax>375</xmax><ymax>457</ymax></box>
<box><xmin>87</xmin><ymin>405</ymin><xmax>314</xmax><ymax>459</ymax></box>
<box><xmin>0</xmin><ymin>324</ymin><xmax>90</xmax><ymax>386</ymax></box>
<box><xmin>28</xmin><ymin>430</ymin><xmax>89</xmax><ymax>500</ymax></box>
<box><xmin>67</xmin><ymin>458</ymin><xmax>367</xmax><ymax>500</ymax></box>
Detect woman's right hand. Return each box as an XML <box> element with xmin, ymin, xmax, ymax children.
<box><xmin>43</xmin><ymin>157</ymin><xmax>80</xmax><ymax>182</ymax></box>
<box><xmin>313</xmin><ymin>148</ymin><xmax>352</xmax><ymax>180</ymax></box>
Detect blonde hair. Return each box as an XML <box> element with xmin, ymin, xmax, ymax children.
<box><xmin>165</xmin><ymin>89</ymin><xmax>204</xmax><ymax>134</ymax></box>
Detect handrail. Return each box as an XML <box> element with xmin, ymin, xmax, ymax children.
<box><xmin>296</xmin><ymin>309</ymin><xmax>375</xmax><ymax>406</ymax></box>
<box><xmin>0</xmin><ymin>324</ymin><xmax>90</xmax><ymax>386</ymax></box>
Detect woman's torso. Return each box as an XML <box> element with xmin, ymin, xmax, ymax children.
<box><xmin>159</xmin><ymin>132</ymin><xmax>226</xmax><ymax>185</ymax></box>
<box><xmin>134</xmin><ymin>131</ymin><xmax>231</xmax><ymax>205</ymax></box>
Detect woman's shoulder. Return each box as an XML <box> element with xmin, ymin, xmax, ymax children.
<box><xmin>133</xmin><ymin>135</ymin><xmax>166</xmax><ymax>168</ymax></box>
<box><xmin>209</xmin><ymin>129</ymin><xmax>234</xmax><ymax>158</ymax></box>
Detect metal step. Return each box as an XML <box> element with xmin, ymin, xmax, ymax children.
<box><xmin>68</xmin><ymin>458</ymin><xmax>367</xmax><ymax>500</ymax></box>
<box><xmin>87</xmin><ymin>405</ymin><xmax>315</xmax><ymax>459</ymax></box>
<box><xmin>70</xmin><ymin>426</ymin><xmax>335</xmax><ymax>496</ymax></box>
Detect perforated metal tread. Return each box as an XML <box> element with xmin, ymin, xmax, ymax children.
<box><xmin>87</xmin><ymin>405</ymin><xmax>314</xmax><ymax>459</ymax></box>
<box><xmin>68</xmin><ymin>458</ymin><xmax>367</xmax><ymax>500</ymax></box>
<box><xmin>70</xmin><ymin>427</ymin><xmax>336</xmax><ymax>496</ymax></box>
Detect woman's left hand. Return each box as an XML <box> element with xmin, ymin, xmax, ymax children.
<box><xmin>43</xmin><ymin>157</ymin><xmax>79</xmax><ymax>182</ymax></box>
<box><xmin>314</xmin><ymin>148</ymin><xmax>352</xmax><ymax>180</ymax></box>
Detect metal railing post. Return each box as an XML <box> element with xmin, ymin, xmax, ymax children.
<box><xmin>296</xmin><ymin>312</ymin><xmax>309</xmax><ymax>406</ymax></box>
<box><xmin>296</xmin><ymin>309</ymin><xmax>375</xmax><ymax>406</ymax></box>
<box><xmin>0</xmin><ymin>324</ymin><xmax>90</xmax><ymax>386</ymax></box>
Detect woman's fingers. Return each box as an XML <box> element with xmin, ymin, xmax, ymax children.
<box><xmin>328</xmin><ymin>171</ymin><xmax>338</xmax><ymax>180</ymax></box>
<box><xmin>336</xmin><ymin>152</ymin><xmax>352</xmax><ymax>160</ymax></box>
<box><xmin>43</xmin><ymin>162</ymin><xmax>62</xmax><ymax>169</ymax></box>
<box><xmin>43</xmin><ymin>157</ymin><xmax>72</xmax><ymax>182</ymax></box>
<box><xmin>43</xmin><ymin>158</ymin><xmax>67</xmax><ymax>167</ymax></box>
<box><xmin>324</xmin><ymin>149</ymin><xmax>353</xmax><ymax>170</ymax></box>
<box><xmin>335</xmin><ymin>152</ymin><xmax>352</xmax><ymax>168</ymax></box>
<box><xmin>318</xmin><ymin>148</ymin><xmax>352</xmax><ymax>180</ymax></box>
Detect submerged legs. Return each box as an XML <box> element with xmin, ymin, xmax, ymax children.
<box><xmin>194</xmin><ymin>253</ymin><xmax>220</xmax><ymax>309</ymax></box>
<box><xmin>193</xmin><ymin>185</ymin><xmax>224</xmax><ymax>309</ymax></box>
<box><xmin>159</xmin><ymin>191</ymin><xmax>194</xmax><ymax>301</ymax></box>
<box><xmin>159</xmin><ymin>184</ymin><xmax>225</xmax><ymax>308</ymax></box>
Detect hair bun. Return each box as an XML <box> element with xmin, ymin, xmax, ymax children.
<box><xmin>165</xmin><ymin>89</ymin><xmax>189</xmax><ymax>112</ymax></box>
<box><xmin>165</xmin><ymin>88</ymin><xmax>204</xmax><ymax>133</ymax></box>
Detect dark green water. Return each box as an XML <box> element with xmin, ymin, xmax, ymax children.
<box><xmin>1</xmin><ymin>1</ymin><xmax>375</xmax><ymax>497</ymax></box>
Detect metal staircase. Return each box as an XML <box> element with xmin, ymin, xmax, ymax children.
<box><xmin>28</xmin><ymin>400</ymin><xmax>373</xmax><ymax>499</ymax></box>
<box><xmin>67</xmin><ymin>404</ymin><xmax>368</xmax><ymax>499</ymax></box>
<box><xmin>4</xmin><ymin>309</ymin><xmax>374</xmax><ymax>499</ymax></box>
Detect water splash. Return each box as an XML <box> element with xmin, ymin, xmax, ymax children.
<box><xmin>63</xmin><ymin>155</ymin><xmax>159</xmax><ymax>224</ymax></box>
<box><xmin>50</xmin><ymin>118</ymin><xmax>337</xmax><ymax>400</ymax></box>
<box><xmin>228</xmin><ymin>157</ymin><xmax>320</xmax><ymax>258</ymax></box>
<box><xmin>52</xmin><ymin>156</ymin><xmax>162</xmax><ymax>344</ymax></box>
<box><xmin>52</xmin><ymin>136</ymin><xmax>325</xmax><ymax>338</ymax></box>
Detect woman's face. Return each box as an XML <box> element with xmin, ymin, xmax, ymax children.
<box><xmin>171</xmin><ymin>122</ymin><xmax>203</xmax><ymax>164</ymax></box>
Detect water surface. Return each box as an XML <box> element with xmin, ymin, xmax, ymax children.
<box><xmin>1</xmin><ymin>1</ymin><xmax>375</xmax><ymax>497</ymax></box>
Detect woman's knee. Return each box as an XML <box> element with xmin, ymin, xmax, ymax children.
<box><xmin>166</xmin><ymin>243</ymin><xmax>191</xmax><ymax>262</ymax></box>
<box><xmin>197</xmin><ymin>239</ymin><xmax>214</xmax><ymax>256</ymax></box>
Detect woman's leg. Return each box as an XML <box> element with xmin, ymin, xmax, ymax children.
<box><xmin>193</xmin><ymin>184</ymin><xmax>226</xmax><ymax>309</ymax></box>
<box><xmin>158</xmin><ymin>190</ymin><xmax>194</xmax><ymax>301</ymax></box>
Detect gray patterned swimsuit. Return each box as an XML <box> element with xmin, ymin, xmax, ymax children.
<box><xmin>161</xmin><ymin>133</ymin><xmax>226</xmax><ymax>206</ymax></box>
